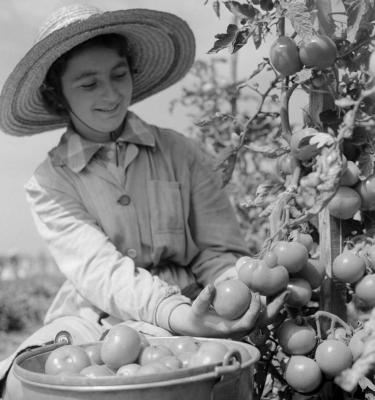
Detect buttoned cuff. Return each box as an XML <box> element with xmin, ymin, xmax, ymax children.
<box><xmin>154</xmin><ymin>294</ymin><xmax>191</xmax><ymax>333</ymax></box>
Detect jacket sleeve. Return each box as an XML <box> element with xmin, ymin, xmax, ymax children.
<box><xmin>187</xmin><ymin>143</ymin><xmax>250</xmax><ymax>286</ymax></box>
<box><xmin>24</xmin><ymin>164</ymin><xmax>190</xmax><ymax>331</ymax></box>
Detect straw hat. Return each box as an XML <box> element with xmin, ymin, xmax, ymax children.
<box><xmin>0</xmin><ymin>4</ymin><xmax>196</xmax><ymax>136</ymax></box>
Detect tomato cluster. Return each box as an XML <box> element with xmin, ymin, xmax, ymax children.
<box><xmin>233</xmin><ymin>235</ymin><xmax>324</xmax><ymax>310</ymax></box>
<box><xmin>278</xmin><ymin>312</ymin><xmax>365</xmax><ymax>395</ymax></box>
<box><xmin>44</xmin><ymin>325</ymin><xmax>235</xmax><ymax>379</ymax></box>
<box><xmin>270</xmin><ymin>35</ymin><xmax>337</xmax><ymax>76</ymax></box>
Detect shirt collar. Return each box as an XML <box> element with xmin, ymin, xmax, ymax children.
<box><xmin>49</xmin><ymin>111</ymin><xmax>155</xmax><ymax>173</ymax></box>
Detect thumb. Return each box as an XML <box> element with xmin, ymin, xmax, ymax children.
<box><xmin>191</xmin><ymin>284</ymin><xmax>215</xmax><ymax>315</ymax></box>
<box><xmin>257</xmin><ymin>290</ymin><xmax>290</xmax><ymax>327</ymax></box>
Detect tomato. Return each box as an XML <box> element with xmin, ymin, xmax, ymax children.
<box><xmin>100</xmin><ymin>324</ymin><xmax>142</xmax><ymax>370</ymax></box>
<box><xmin>262</xmin><ymin>251</ymin><xmax>278</xmax><ymax>268</ymax></box>
<box><xmin>286</xmin><ymin>278</ymin><xmax>312</xmax><ymax>308</ymax></box>
<box><xmin>168</xmin><ymin>336</ymin><xmax>200</xmax><ymax>355</ymax></box>
<box><xmin>45</xmin><ymin>345</ymin><xmax>91</xmax><ymax>375</ymax></box>
<box><xmin>340</xmin><ymin>161</ymin><xmax>360</xmax><ymax>187</ymax></box>
<box><xmin>327</xmin><ymin>186</ymin><xmax>361</xmax><ymax>220</ymax></box>
<box><xmin>349</xmin><ymin>329</ymin><xmax>368</xmax><ymax>361</ymax></box>
<box><xmin>299</xmin><ymin>35</ymin><xmax>337</xmax><ymax>70</ymax></box>
<box><xmin>272</xmin><ymin>241</ymin><xmax>308</xmax><ymax>273</ymax></box>
<box><xmin>277</xmin><ymin>154</ymin><xmax>298</xmax><ymax>175</ymax></box>
<box><xmin>355</xmin><ymin>175</ymin><xmax>375</xmax><ymax>210</ymax></box>
<box><xmin>212</xmin><ymin>279</ymin><xmax>251</xmax><ymax>320</ymax></box>
<box><xmin>136</xmin><ymin>362</ymin><xmax>171</xmax><ymax>376</ymax></box>
<box><xmin>85</xmin><ymin>343</ymin><xmax>104</xmax><ymax>365</ymax></box>
<box><xmin>158</xmin><ymin>355</ymin><xmax>182</xmax><ymax>369</ymax></box>
<box><xmin>138</xmin><ymin>345</ymin><xmax>173</xmax><ymax>366</ymax></box>
<box><xmin>332</xmin><ymin>251</ymin><xmax>366</xmax><ymax>284</ymax></box>
<box><xmin>277</xmin><ymin>319</ymin><xmax>317</xmax><ymax>355</ymax></box>
<box><xmin>189</xmin><ymin>342</ymin><xmax>228</xmax><ymax>367</ymax></box>
<box><xmin>235</xmin><ymin>256</ymin><xmax>255</xmax><ymax>272</ymax></box>
<box><xmin>290</xmin><ymin>128</ymin><xmax>320</xmax><ymax>161</ymax></box>
<box><xmin>116</xmin><ymin>363</ymin><xmax>141</xmax><ymax>376</ymax></box>
<box><xmin>80</xmin><ymin>364</ymin><xmax>115</xmax><ymax>378</ymax></box>
<box><xmin>177</xmin><ymin>351</ymin><xmax>195</xmax><ymax>368</ymax></box>
<box><xmin>315</xmin><ymin>339</ymin><xmax>352</xmax><ymax>377</ymax></box>
<box><xmin>238</xmin><ymin>259</ymin><xmax>289</xmax><ymax>296</ymax></box>
<box><xmin>366</xmin><ymin>245</ymin><xmax>375</xmax><ymax>268</ymax></box>
<box><xmin>293</xmin><ymin>259</ymin><xmax>325</xmax><ymax>289</ymax></box>
<box><xmin>284</xmin><ymin>356</ymin><xmax>322</xmax><ymax>393</ymax></box>
<box><xmin>269</xmin><ymin>36</ymin><xmax>302</xmax><ymax>76</ymax></box>
<box><xmin>355</xmin><ymin>274</ymin><xmax>375</xmax><ymax>306</ymax></box>
<box><xmin>292</xmin><ymin>232</ymin><xmax>314</xmax><ymax>252</ymax></box>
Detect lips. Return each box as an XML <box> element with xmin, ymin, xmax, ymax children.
<box><xmin>96</xmin><ymin>103</ymin><xmax>120</xmax><ymax>113</ymax></box>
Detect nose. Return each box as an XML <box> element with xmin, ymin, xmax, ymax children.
<box><xmin>101</xmin><ymin>81</ymin><xmax>120</xmax><ymax>102</ymax></box>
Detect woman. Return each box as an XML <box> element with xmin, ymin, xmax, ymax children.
<box><xmin>0</xmin><ymin>4</ymin><xmax>288</xmax><ymax>397</ymax></box>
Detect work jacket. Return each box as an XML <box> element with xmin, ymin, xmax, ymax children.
<box><xmin>24</xmin><ymin>111</ymin><xmax>249</xmax><ymax>333</ymax></box>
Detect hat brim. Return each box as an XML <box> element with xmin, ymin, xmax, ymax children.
<box><xmin>0</xmin><ymin>9</ymin><xmax>195</xmax><ymax>136</ymax></box>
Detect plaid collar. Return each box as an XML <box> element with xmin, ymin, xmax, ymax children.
<box><xmin>50</xmin><ymin>111</ymin><xmax>155</xmax><ymax>172</ymax></box>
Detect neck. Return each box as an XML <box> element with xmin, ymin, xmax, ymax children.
<box><xmin>69</xmin><ymin>112</ymin><xmax>126</xmax><ymax>143</ymax></box>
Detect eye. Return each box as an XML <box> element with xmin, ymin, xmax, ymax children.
<box><xmin>80</xmin><ymin>81</ymin><xmax>97</xmax><ymax>89</ymax></box>
<box><xmin>113</xmin><ymin>72</ymin><xmax>128</xmax><ymax>80</ymax></box>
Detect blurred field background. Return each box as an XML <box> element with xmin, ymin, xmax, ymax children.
<box><xmin>0</xmin><ymin>253</ymin><xmax>64</xmax><ymax>359</ymax></box>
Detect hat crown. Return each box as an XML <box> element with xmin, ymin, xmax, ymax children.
<box><xmin>36</xmin><ymin>4</ymin><xmax>101</xmax><ymax>43</ymax></box>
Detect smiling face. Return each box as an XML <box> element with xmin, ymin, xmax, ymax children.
<box><xmin>61</xmin><ymin>45</ymin><xmax>133</xmax><ymax>141</ymax></box>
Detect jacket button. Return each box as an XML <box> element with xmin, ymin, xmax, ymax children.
<box><xmin>127</xmin><ymin>249</ymin><xmax>137</xmax><ymax>259</ymax></box>
<box><xmin>118</xmin><ymin>194</ymin><xmax>131</xmax><ymax>206</ymax></box>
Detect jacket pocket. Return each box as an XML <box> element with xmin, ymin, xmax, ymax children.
<box><xmin>147</xmin><ymin>180</ymin><xmax>184</xmax><ymax>233</ymax></box>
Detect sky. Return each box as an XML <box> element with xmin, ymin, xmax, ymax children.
<box><xmin>0</xmin><ymin>0</ymin><xmax>306</xmax><ymax>256</ymax></box>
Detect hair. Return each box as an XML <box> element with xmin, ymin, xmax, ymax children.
<box><xmin>40</xmin><ymin>34</ymin><xmax>134</xmax><ymax>117</ymax></box>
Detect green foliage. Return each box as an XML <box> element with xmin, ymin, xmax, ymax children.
<box><xmin>0</xmin><ymin>274</ymin><xmax>63</xmax><ymax>332</ymax></box>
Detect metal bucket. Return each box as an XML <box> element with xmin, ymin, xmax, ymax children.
<box><xmin>14</xmin><ymin>337</ymin><xmax>260</xmax><ymax>400</ymax></box>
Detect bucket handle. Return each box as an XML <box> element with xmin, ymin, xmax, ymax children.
<box><xmin>213</xmin><ymin>349</ymin><xmax>242</xmax><ymax>377</ymax></box>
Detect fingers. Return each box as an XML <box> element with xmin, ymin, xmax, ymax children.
<box><xmin>191</xmin><ymin>284</ymin><xmax>215</xmax><ymax>316</ymax></box>
<box><xmin>241</xmin><ymin>292</ymin><xmax>262</xmax><ymax>329</ymax></box>
<box><xmin>257</xmin><ymin>290</ymin><xmax>290</xmax><ymax>327</ymax></box>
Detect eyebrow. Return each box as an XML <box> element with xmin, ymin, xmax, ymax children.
<box><xmin>72</xmin><ymin>60</ymin><xmax>129</xmax><ymax>82</ymax></box>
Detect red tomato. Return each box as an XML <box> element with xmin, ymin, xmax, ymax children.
<box><xmin>262</xmin><ymin>251</ymin><xmax>278</xmax><ymax>268</ymax></box>
<box><xmin>80</xmin><ymin>364</ymin><xmax>115</xmax><ymax>378</ymax></box>
<box><xmin>212</xmin><ymin>279</ymin><xmax>251</xmax><ymax>319</ymax></box>
<box><xmin>292</xmin><ymin>232</ymin><xmax>314</xmax><ymax>252</ymax></box>
<box><xmin>238</xmin><ymin>259</ymin><xmax>289</xmax><ymax>296</ymax></box>
<box><xmin>286</xmin><ymin>278</ymin><xmax>312</xmax><ymax>308</ymax></box>
<box><xmin>235</xmin><ymin>256</ymin><xmax>255</xmax><ymax>272</ymax></box>
<box><xmin>277</xmin><ymin>154</ymin><xmax>298</xmax><ymax>175</ymax></box>
<box><xmin>85</xmin><ymin>343</ymin><xmax>104</xmax><ymax>365</ymax></box>
<box><xmin>269</xmin><ymin>36</ymin><xmax>302</xmax><ymax>76</ymax></box>
<box><xmin>116</xmin><ymin>363</ymin><xmax>141</xmax><ymax>377</ymax></box>
<box><xmin>355</xmin><ymin>175</ymin><xmax>375</xmax><ymax>210</ymax></box>
<box><xmin>138</xmin><ymin>345</ymin><xmax>173</xmax><ymax>366</ymax></box>
<box><xmin>100</xmin><ymin>324</ymin><xmax>142</xmax><ymax>370</ymax></box>
<box><xmin>277</xmin><ymin>319</ymin><xmax>317</xmax><ymax>355</ymax></box>
<box><xmin>299</xmin><ymin>35</ymin><xmax>337</xmax><ymax>70</ymax></box>
<box><xmin>189</xmin><ymin>342</ymin><xmax>228</xmax><ymax>368</ymax></box>
<box><xmin>168</xmin><ymin>336</ymin><xmax>200</xmax><ymax>355</ymax></box>
<box><xmin>340</xmin><ymin>161</ymin><xmax>360</xmax><ymax>187</ymax></box>
<box><xmin>45</xmin><ymin>345</ymin><xmax>91</xmax><ymax>375</ymax></box>
<box><xmin>284</xmin><ymin>356</ymin><xmax>322</xmax><ymax>393</ymax></box>
<box><xmin>136</xmin><ymin>362</ymin><xmax>171</xmax><ymax>376</ymax></box>
<box><xmin>290</xmin><ymin>128</ymin><xmax>320</xmax><ymax>161</ymax></box>
<box><xmin>293</xmin><ymin>259</ymin><xmax>325</xmax><ymax>289</ymax></box>
<box><xmin>332</xmin><ymin>251</ymin><xmax>366</xmax><ymax>284</ymax></box>
<box><xmin>355</xmin><ymin>274</ymin><xmax>375</xmax><ymax>306</ymax></box>
<box><xmin>315</xmin><ymin>339</ymin><xmax>352</xmax><ymax>377</ymax></box>
<box><xmin>177</xmin><ymin>351</ymin><xmax>195</xmax><ymax>368</ymax></box>
<box><xmin>327</xmin><ymin>186</ymin><xmax>361</xmax><ymax>220</ymax></box>
<box><xmin>273</xmin><ymin>241</ymin><xmax>308</xmax><ymax>273</ymax></box>
<box><xmin>158</xmin><ymin>355</ymin><xmax>182</xmax><ymax>369</ymax></box>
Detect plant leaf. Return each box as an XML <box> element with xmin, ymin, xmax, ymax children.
<box><xmin>280</xmin><ymin>0</ymin><xmax>315</xmax><ymax>42</ymax></box>
<box><xmin>224</xmin><ymin>1</ymin><xmax>258</xmax><ymax>19</ymax></box>
<box><xmin>214</xmin><ymin>147</ymin><xmax>238</xmax><ymax>187</ymax></box>
<box><xmin>208</xmin><ymin>24</ymin><xmax>238</xmax><ymax>53</ymax></box>
<box><xmin>357</xmin><ymin>149</ymin><xmax>375</xmax><ymax>179</ymax></box>
<box><xmin>213</xmin><ymin>0</ymin><xmax>221</xmax><ymax>17</ymax></box>
<box><xmin>245</xmin><ymin>143</ymin><xmax>289</xmax><ymax>158</ymax></box>
<box><xmin>309</xmin><ymin>132</ymin><xmax>335</xmax><ymax>148</ymax></box>
<box><xmin>335</xmin><ymin>96</ymin><xmax>357</xmax><ymax>108</ymax></box>
<box><xmin>313</xmin><ymin>0</ymin><xmax>336</xmax><ymax>37</ymax></box>
<box><xmin>231</xmin><ymin>27</ymin><xmax>252</xmax><ymax>53</ymax></box>
<box><xmin>342</xmin><ymin>0</ymin><xmax>375</xmax><ymax>43</ymax></box>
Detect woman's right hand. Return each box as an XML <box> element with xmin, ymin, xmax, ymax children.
<box><xmin>168</xmin><ymin>284</ymin><xmax>289</xmax><ymax>339</ymax></box>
